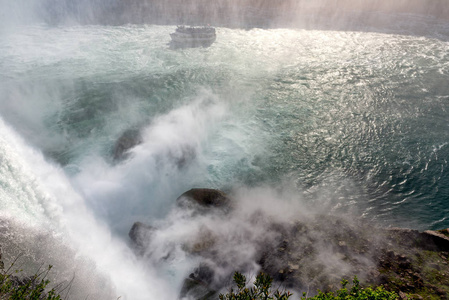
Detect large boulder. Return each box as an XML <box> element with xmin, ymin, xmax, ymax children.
<box><xmin>179</xmin><ymin>263</ymin><xmax>217</xmax><ymax>300</ymax></box>
<box><xmin>176</xmin><ymin>188</ymin><xmax>231</xmax><ymax>211</ymax></box>
<box><xmin>128</xmin><ymin>221</ymin><xmax>154</xmax><ymax>254</ymax></box>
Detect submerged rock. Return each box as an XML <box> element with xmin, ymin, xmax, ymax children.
<box><xmin>112</xmin><ymin>128</ymin><xmax>142</xmax><ymax>161</ymax></box>
<box><xmin>176</xmin><ymin>188</ymin><xmax>231</xmax><ymax>210</ymax></box>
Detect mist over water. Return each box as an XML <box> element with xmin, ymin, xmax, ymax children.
<box><xmin>1</xmin><ymin>1</ymin><xmax>449</xmax><ymax>299</ymax></box>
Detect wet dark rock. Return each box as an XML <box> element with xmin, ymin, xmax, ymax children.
<box><xmin>180</xmin><ymin>263</ymin><xmax>217</xmax><ymax>300</ymax></box>
<box><xmin>176</xmin><ymin>188</ymin><xmax>231</xmax><ymax>211</ymax></box>
<box><xmin>179</xmin><ymin>278</ymin><xmax>217</xmax><ymax>300</ymax></box>
<box><xmin>386</xmin><ymin>228</ymin><xmax>449</xmax><ymax>252</ymax></box>
<box><xmin>113</xmin><ymin>128</ymin><xmax>142</xmax><ymax>161</ymax></box>
<box><xmin>422</xmin><ymin>230</ymin><xmax>449</xmax><ymax>251</ymax></box>
<box><xmin>189</xmin><ymin>263</ymin><xmax>215</xmax><ymax>286</ymax></box>
<box><xmin>128</xmin><ymin>221</ymin><xmax>154</xmax><ymax>253</ymax></box>
<box><xmin>183</xmin><ymin>226</ymin><xmax>217</xmax><ymax>254</ymax></box>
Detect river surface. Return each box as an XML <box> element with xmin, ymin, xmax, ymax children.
<box><xmin>1</xmin><ymin>15</ymin><xmax>449</xmax><ymax>299</ymax></box>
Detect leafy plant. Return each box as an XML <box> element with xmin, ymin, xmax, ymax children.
<box><xmin>0</xmin><ymin>255</ymin><xmax>64</xmax><ymax>300</ymax></box>
<box><xmin>302</xmin><ymin>277</ymin><xmax>399</xmax><ymax>300</ymax></box>
<box><xmin>219</xmin><ymin>272</ymin><xmax>292</xmax><ymax>300</ymax></box>
<box><xmin>219</xmin><ymin>272</ymin><xmax>399</xmax><ymax>300</ymax></box>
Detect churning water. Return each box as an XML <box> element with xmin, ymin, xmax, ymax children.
<box><xmin>1</xmin><ymin>13</ymin><xmax>449</xmax><ymax>299</ymax></box>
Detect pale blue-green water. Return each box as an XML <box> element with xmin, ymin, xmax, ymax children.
<box><xmin>1</xmin><ymin>17</ymin><xmax>449</xmax><ymax>299</ymax></box>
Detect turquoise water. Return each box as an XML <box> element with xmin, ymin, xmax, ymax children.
<box><xmin>2</xmin><ymin>23</ymin><xmax>449</xmax><ymax>229</ymax></box>
<box><xmin>1</xmin><ymin>17</ymin><xmax>449</xmax><ymax>298</ymax></box>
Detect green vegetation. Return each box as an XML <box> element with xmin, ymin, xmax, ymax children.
<box><xmin>301</xmin><ymin>277</ymin><xmax>398</xmax><ymax>300</ymax></box>
<box><xmin>219</xmin><ymin>272</ymin><xmax>292</xmax><ymax>300</ymax></box>
<box><xmin>220</xmin><ymin>272</ymin><xmax>399</xmax><ymax>300</ymax></box>
<box><xmin>0</xmin><ymin>256</ymin><xmax>64</xmax><ymax>300</ymax></box>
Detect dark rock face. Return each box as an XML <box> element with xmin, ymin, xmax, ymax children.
<box><xmin>180</xmin><ymin>263</ymin><xmax>217</xmax><ymax>300</ymax></box>
<box><xmin>128</xmin><ymin>221</ymin><xmax>154</xmax><ymax>253</ymax></box>
<box><xmin>385</xmin><ymin>227</ymin><xmax>449</xmax><ymax>251</ymax></box>
<box><xmin>180</xmin><ymin>277</ymin><xmax>217</xmax><ymax>300</ymax></box>
<box><xmin>113</xmin><ymin>129</ymin><xmax>142</xmax><ymax>161</ymax></box>
<box><xmin>176</xmin><ymin>188</ymin><xmax>231</xmax><ymax>210</ymax></box>
<box><xmin>422</xmin><ymin>230</ymin><xmax>449</xmax><ymax>251</ymax></box>
<box><xmin>182</xmin><ymin>226</ymin><xmax>217</xmax><ymax>255</ymax></box>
